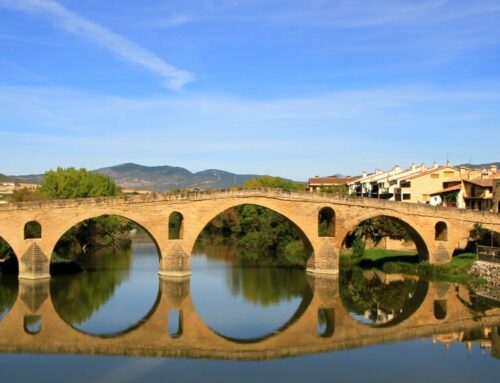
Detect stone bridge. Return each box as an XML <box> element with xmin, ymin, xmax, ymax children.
<box><xmin>0</xmin><ymin>188</ymin><xmax>499</xmax><ymax>279</ymax></box>
<box><xmin>0</xmin><ymin>275</ymin><xmax>499</xmax><ymax>360</ymax></box>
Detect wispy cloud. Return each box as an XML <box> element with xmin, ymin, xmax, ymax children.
<box><xmin>148</xmin><ymin>14</ymin><xmax>194</xmax><ymax>29</ymax></box>
<box><xmin>0</xmin><ymin>0</ymin><xmax>194</xmax><ymax>90</ymax></box>
<box><xmin>1</xmin><ymin>84</ymin><xmax>499</xmax><ymax>177</ymax></box>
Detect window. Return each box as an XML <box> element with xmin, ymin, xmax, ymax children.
<box><xmin>434</xmin><ymin>300</ymin><xmax>447</xmax><ymax>320</ymax></box>
<box><xmin>24</xmin><ymin>221</ymin><xmax>41</xmax><ymax>239</ymax></box>
<box><xmin>168</xmin><ymin>212</ymin><xmax>184</xmax><ymax>240</ymax></box>
<box><xmin>317</xmin><ymin>308</ymin><xmax>335</xmax><ymax>338</ymax></box>
<box><xmin>318</xmin><ymin>207</ymin><xmax>336</xmax><ymax>237</ymax></box>
<box><xmin>400</xmin><ymin>181</ymin><xmax>411</xmax><ymax>188</ymax></box>
<box><xmin>403</xmin><ymin>193</ymin><xmax>411</xmax><ymax>200</ymax></box>
<box><xmin>444</xmin><ymin>171</ymin><xmax>454</xmax><ymax>177</ymax></box>
<box><xmin>435</xmin><ymin>222</ymin><xmax>448</xmax><ymax>241</ymax></box>
<box><xmin>431</xmin><ymin>174</ymin><xmax>439</xmax><ymax>179</ymax></box>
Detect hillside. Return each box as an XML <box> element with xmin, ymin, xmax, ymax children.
<box><xmin>95</xmin><ymin>163</ymin><xmax>260</xmax><ymax>191</ymax></box>
<box><xmin>3</xmin><ymin>163</ymin><xmax>261</xmax><ymax>192</ymax></box>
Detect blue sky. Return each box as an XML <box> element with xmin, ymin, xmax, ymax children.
<box><xmin>0</xmin><ymin>0</ymin><xmax>499</xmax><ymax>180</ymax></box>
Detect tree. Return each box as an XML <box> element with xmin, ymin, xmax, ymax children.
<box><xmin>243</xmin><ymin>176</ymin><xmax>304</xmax><ymax>190</ymax></box>
<box><xmin>39</xmin><ymin>167</ymin><xmax>120</xmax><ymax>199</ymax></box>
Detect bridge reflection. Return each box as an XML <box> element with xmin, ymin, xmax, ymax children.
<box><xmin>0</xmin><ymin>275</ymin><xmax>499</xmax><ymax>360</ymax></box>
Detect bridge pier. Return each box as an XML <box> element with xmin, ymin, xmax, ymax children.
<box><xmin>18</xmin><ymin>239</ymin><xmax>50</xmax><ymax>280</ymax></box>
<box><xmin>159</xmin><ymin>241</ymin><xmax>191</xmax><ymax>277</ymax></box>
<box><xmin>306</xmin><ymin>237</ymin><xmax>339</xmax><ymax>275</ymax></box>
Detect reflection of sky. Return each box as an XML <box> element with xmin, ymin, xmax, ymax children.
<box><xmin>191</xmin><ymin>255</ymin><xmax>303</xmax><ymax>340</ymax></box>
<box><xmin>1</xmin><ymin>339</ymin><xmax>499</xmax><ymax>383</ymax></box>
<box><xmin>75</xmin><ymin>243</ymin><xmax>159</xmax><ymax>335</ymax></box>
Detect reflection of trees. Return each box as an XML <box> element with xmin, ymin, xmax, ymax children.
<box><xmin>51</xmin><ymin>248</ymin><xmax>131</xmax><ymax>325</ymax></box>
<box><xmin>340</xmin><ymin>267</ymin><xmax>418</xmax><ymax>325</ymax></box>
<box><xmin>228</xmin><ymin>267</ymin><xmax>308</xmax><ymax>306</ymax></box>
<box><xmin>0</xmin><ymin>276</ymin><xmax>17</xmax><ymax>320</ymax></box>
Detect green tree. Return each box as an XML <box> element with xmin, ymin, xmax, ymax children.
<box><xmin>243</xmin><ymin>176</ymin><xmax>304</xmax><ymax>190</ymax></box>
<box><xmin>10</xmin><ymin>187</ymin><xmax>47</xmax><ymax>202</ymax></box>
<box><xmin>40</xmin><ymin>167</ymin><xmax>120</xmax><ymax>199</ymax></box>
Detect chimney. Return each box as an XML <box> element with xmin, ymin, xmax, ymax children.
<box><xmin>362</xmin><ymin>171</ymin><xmax>367</xmax><ymax>178</ymax></box>
<box><xmin>491</xmin><ymin>164</ymin><xmax>497</xmax><ymax>174</ymax></box>
<box><xmin>459</xmin><ymin>166</ymin><xmax>467</xmax><ymax>175</ymax></box>
<box><xmin>433</xmin><ymin>162</ymin><xmax>438</xmax><ymax>168</ymax></box>
<box><xmin>411</xmin><ymin>162</ymin><xmax>416</xmax><ymax>171</ymax></box>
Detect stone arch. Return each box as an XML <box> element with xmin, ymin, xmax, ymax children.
<box><xmin>190</xmin><ymin>201</ymin><xmax>315</xmax><ymax>259</ymax></box>
<box><xmin>343</xmin><ymin>213</ymin><xmax>430</xmax><ymax>261</ymax></box>
<box><xmin>24</xmin><ymin>220</ymin><xmax>41</xmax><ymax>239</ymax></box>
<box><xmin>318</xmin><ymin>207</ymin><xmax>336</xmax><ymax>237</ymax></box>
<box><xmin>435</xmin><ymin>221</ymin><xmax>448</xmax><ymax>241</ymax></box>
<box><xmin>47</xmin><ymin>212</ymin><xmax>163</xmax><ymax>264</ymax></box>
<box><xmin>51</xmin><ymin>279</ymin><xmax>163</xmax><ymax>339</ymax></box>
<box><xmin>196</xmin><ymin>286</ymin><xmax>314</xmax><ymax>344</ymax></box>
<box><xmin>168</xmin><ymin>211</ymin><xmax>184</xmax><ymax>240</ymax></box>
<box><xmin>0</xmin><ymin>234</ymin><xmax>19</xmax><ymax>271</ymax></box>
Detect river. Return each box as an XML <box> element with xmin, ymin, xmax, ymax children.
<box><xmin>0</xmin><ymin>235</ymin><xmax>499</xmax><ymax>382</ymax></box>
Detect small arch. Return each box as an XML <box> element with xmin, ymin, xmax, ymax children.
<box><xmin>167</xmin><ymin>310</ymin><xmax>183</xmax><ymax>338</ymax></box>
<box><xmin>24</xmin><ymin>221</ymin><xmax>41</xmax><ymax>239</ymax></box>
<box><xmin>434</xmin><ymin>299</ymin><xmax>447</xmax><ymax>320</ymax></box>
<box><xmin>342</xmin><ymin>215</ymin><xmax>430</xmax><ymax>262</ymax></box>
<box><xmin>24</xmin><ymin>315</ymin><xmax>41</xmax><ymax>335</ymax></box>
<box><xmin>0</xmin><ymin>235</ymin><xmax>19</xmax><ymax>275</ymax></box>
<box><xmin>317</xmin><ymin>308</ymin><xmax>335</xmax><ymax>338</ymax></box>
<box><xmin>169</xmin><ymin>212</ymin><xmax>184</xmax><ymax>240</ymax></box>
<box><xmin>435</xmin><ymin>222</ymin><xmax>448</xmax><ymax>241</ymax></box>
<box><xmin>318</xmin><ymin>207</ymin><xmax>336</xmax><ymax>237</ymax></box>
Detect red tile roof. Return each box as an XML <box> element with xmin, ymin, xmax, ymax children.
<box><xmin>403</xmin><ymin>166</ymin><xmax>458</xmax><ymax>180</ymax></box>
<box><xmin>430</xmin><ymin>184</ymin><xmax>461</xmax><ymax>195</ymax></box>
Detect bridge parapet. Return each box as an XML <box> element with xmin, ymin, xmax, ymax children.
<box><xmin>1</xmin><ymin>188</ymin><xmax>498</xmax><ymax>223</ymax></box>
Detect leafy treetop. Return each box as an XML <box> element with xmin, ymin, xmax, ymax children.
<box><xmin>39</xmin><ymin>167</ymin><xmax>121</xmax><ymax>199</ymax></box>
<box><xmin>243</xmin><ymin>175</ymin><xmax>303</xmax><ymax>190</ymax></box>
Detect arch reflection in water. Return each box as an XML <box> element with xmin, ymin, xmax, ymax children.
<box><xmin>191</xmin><ymin>254</ymin><xmax>312</xmax><ymax>342</ymax></box>
<box><xmin>340</xmin><ymin>267</ymin><xmax>428</xmax><ymax>327</ymax></box>
<box><xmin>0</xmin><ymin>275</ymin><xmax>18</xmax><ymax>322</ymax></box>
<box><xmin>50</xmin><ymin>241</ymin><xmax>160</xmax><ymax>337</ymax></box>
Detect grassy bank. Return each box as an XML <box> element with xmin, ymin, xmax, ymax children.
<box><xmin>340</xmin><ymin>249</ymin><xmax>480</xmax><ymax>283</ymax></box>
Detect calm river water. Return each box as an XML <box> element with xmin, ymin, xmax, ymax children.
<box><xmin>0</xmin><ymin>236</ymin><xmax>499</xmax><ymax>383</ymax></box>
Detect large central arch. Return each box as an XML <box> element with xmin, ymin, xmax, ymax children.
<box><xmin>189</xmin><ymin>201</ymin><xmax>315</xmax><ymax>261</ymax></box>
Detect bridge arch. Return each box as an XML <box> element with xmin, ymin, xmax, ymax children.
<box><xmin>342</xmin><ymin>213</ymin><xmax>430</xmax><ymax>261</ymax></box>
<box><xmin>189</xmin><ymin>201</ymin><xmax>315</xmax><ymax>259</ymax></box>
<box><xmin>46</xmin><ymin>212</ymin><xmax>164</xmax><ymax>264</ymax></box>
<box><xmin>50</xmin><ymin>282</ymin><xmax>163</xmax><ymax>339</ymax></box>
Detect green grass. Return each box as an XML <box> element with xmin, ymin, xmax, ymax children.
<box><xmin>341</xmin><ymin>249</ymin><xmax>481</xmax><ymax>283</ymax></box>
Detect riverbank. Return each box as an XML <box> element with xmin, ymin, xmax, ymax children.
<box><xmin>340</xmin><ymin>249</ymin><xmax>481</xmax><ymax>283</ymax></box>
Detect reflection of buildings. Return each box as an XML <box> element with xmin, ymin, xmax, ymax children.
<box><xmin>433</xmin><ymin>327</ymin><xmax>500</xmax><ymax>359</ymax></box>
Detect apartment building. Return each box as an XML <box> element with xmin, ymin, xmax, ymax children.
<box><xmin>396</xmin><ymin>164</ymin><xmax>459</xmax><ymax>203</ymax></box>
<box><xmin>430</xmin><ymin>165</ymin><xmax>500</xmax><ymax>211</ymax></box>
<box><xmin>347</xmin><ymin>163</ymin><xmax>427</xmax><ymax>199</ymax></box>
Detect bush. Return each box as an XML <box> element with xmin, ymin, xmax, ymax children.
<box><xmin>352</xmin><ymin>236</ymin><xmax>365</xmax><ymax>258</ymax></box>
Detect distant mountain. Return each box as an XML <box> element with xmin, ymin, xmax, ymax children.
<box><xmin>458</xmin><ymin>162</ymin><xmax>500</xmax><ymax>170</ymax></box>
<box><xmin>93</xmin><ymin>163</ymin><xmax>261</xmax><ymax>191</ymax></box>
<box><xmin>3</xmin><ymin>163</ymin><xmax>261</xmax><ymax>191</ymax></box>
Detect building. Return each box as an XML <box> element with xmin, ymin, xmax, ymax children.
<box><xmin>308</xmin><ymin>176</ymin><xmax>357</xmax><ymax>193</ymax></box>
<box><xmin>347</xmin><ymin>163</ymin><xmax>428</xmax><ymax>199</ymax></box>
<box><xmin>493</xmin><ymin>178</ymin><xmax>500</xmax><ymax>213</ymax></box>
<box><xmin>396</xmin><ymin>163</ymin><xmax>459</xmax><ymax>204</ymax></box>
<box><xmin>430</xmin><ymin>165</ymin><xmax>500</xmax><ymax>211</ymax></box>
